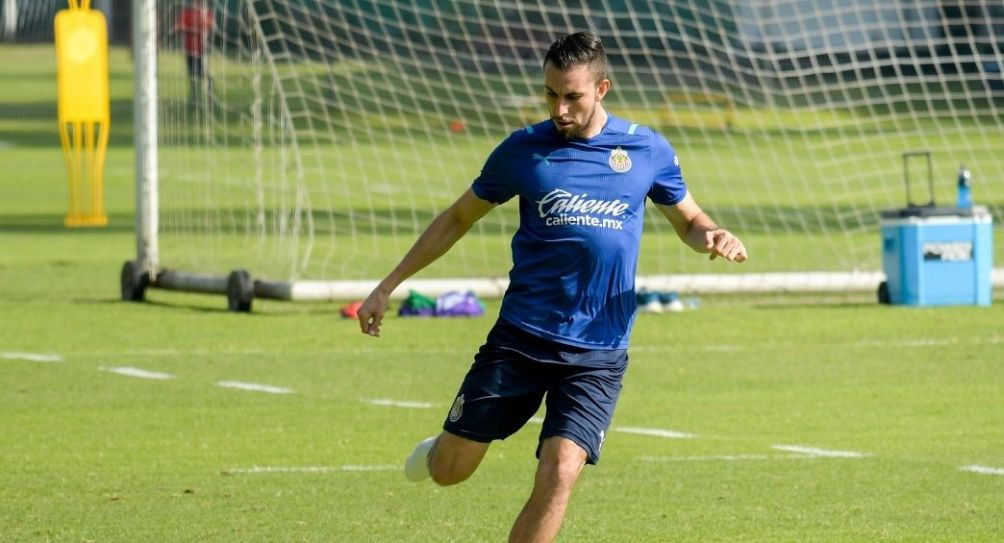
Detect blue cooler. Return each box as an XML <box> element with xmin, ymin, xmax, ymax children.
<box><xmin>880</xmin><ymin>206</ymin><xmax>993</xmax><ymax>306</ymax></box>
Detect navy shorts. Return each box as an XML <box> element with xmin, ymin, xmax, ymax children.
<box><xmin>442</xmin><ymin>319</ymin><xmax>627</xmax><ymax>464</ymax></box>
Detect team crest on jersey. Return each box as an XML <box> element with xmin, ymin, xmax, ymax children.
<box><xmin>609</xmin><ymin>147</ymin><xmax>632</xmax><ymax>173</ymax></box>
<box><xmin>448</xmin><ymin>394</ymin><xmax>465</xmax><ymax>422</ymax></box>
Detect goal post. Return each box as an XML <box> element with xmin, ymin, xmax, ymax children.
<box><xmin>126</xmin><ymin>0</ymin><xmax>1004</xmax><ymax>310</ymax></box>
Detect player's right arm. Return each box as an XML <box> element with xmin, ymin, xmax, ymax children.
<box><xmin>357</xmin><ymin>189</ymin><xmax>496</xmax><ymax>337</ymax></box>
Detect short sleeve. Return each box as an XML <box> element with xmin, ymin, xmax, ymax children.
<box><xmin>647</xmin><ymin>132</ymin><xmax>688</xmax><ymax>206</ymax></box>
<box><xmin>471</xmin><ymin>137</ymin><xmax>518</xmax><ymax>204</ymax></box>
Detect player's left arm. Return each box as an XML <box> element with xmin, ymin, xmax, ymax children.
<box><xmin>655</xmin><ymin>193</ymin><xmax>747</xmax><ymax>262</ymax></box>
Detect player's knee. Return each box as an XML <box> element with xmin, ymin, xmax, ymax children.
<box><xmin>535</xmin><ymin>456</ymin><xmax>583</xmax><ymax>490</ymax></box>
<box><xmin>533</xmin><ymin>458</ymin><xmax>583</xmax><ymax>491</ymax></box>
<box><xmin>535</xmin><ymin>438</ymin><xmax>587</xmax><ymax>489</ymax></box>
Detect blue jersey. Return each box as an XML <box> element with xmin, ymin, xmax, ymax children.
<box><xmin>471</xmin><ymin>114</ymin><xmax>687</xmax><ymax>350</ymax></box>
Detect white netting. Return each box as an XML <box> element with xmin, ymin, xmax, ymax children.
<box><xmin>155</xmin><ymin>0</ymin><xmax>1004</xmax><ymax>286</ymax></box>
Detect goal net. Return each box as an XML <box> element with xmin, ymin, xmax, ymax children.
<box><xmin>143</xmin><ymin>0</ymin><xmax>1004</xmax><ymax>301</ymax></box>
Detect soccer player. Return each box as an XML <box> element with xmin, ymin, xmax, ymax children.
<box><xmin>356</xmin><ymin>31</ymin><xmax>747</xmax><ymax>543</ymax></box>
<box><xmin>174</xmin><ymin>0</ymin><xmax>214</xmax><ymax>104</ymax></box>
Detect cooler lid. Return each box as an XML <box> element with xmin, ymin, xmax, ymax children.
<box><xmin>880</xmin><ymin>205</ymin><xmax>989</xmax><ymax>219</ymax></box>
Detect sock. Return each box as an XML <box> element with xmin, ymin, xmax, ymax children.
<box><xmin>404</xmin><ymin>436</ymin><xmax>437</xmax><ymax>482</ymax></box>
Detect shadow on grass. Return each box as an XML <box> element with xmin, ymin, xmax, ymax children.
<box><xmin>136</xmin><ymin>295</ymin><xmax>347</xmax><ymax>316</ymax></box>
<box><xmin>82</xmin><ymin>296</ymin><xmax>241</xmax><ymax>315</ymax></box>
<box><xmin>706</xmin><ymin>291</ymin><xmax>881</xmax><ymax>310</ymax></box>
<box><xmin>0</xmin><ymin>213</ymin><xmax>136</xmax><ymax>233</ymax></box>
<box><xmin>745</xmin><ymin>288</ymin><xmax>1004</xmax><ymax>310</ymax></box>
<box><xmin>752</xmin><ymin>300</ymin><xmax>882</xmax><ymax>310</ymax></box>
<box><xmin>0</xmin><ymin>99</ymin><xmax>137</xmax><ymax>148</ymax></box>
<box><xmin>136</xmin><ymin>298</ymin><xmax>236</xmax><ymax>314</ymax></box>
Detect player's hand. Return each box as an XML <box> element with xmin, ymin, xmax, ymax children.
<box><xmin>356</xmin><ymin>288</ymin><xmax>390</xmax><ymax>337</ymax></box>
<box><xmin>705</xmin><ymin>229</ymin><xmax>747</xmax><ymax>263</ymax></box>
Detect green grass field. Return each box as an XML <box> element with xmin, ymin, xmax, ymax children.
<box><xmin>2</xmin><ymin>242</ymin><xmax>1003</xmax><ymax>541</ymax></box>
<box><xmin>2</xmin><ymin>43</ymin><xmax>1003</xmax><ymax>541</ymax></box>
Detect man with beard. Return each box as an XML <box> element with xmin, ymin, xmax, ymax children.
<box><xmin>357</xmin><ymin>31</ymin><xmax>747</xmax><ymax>543</ymax></box>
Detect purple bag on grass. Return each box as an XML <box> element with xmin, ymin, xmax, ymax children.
<box><xmin>435</xmin><ymin>291</ymin><xmax>485</xmax><ymax>317</ymax></box>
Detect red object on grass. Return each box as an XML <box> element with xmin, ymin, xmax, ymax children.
<box><xmin>340</xmin><ymin>301</ymin><xmax>364</xmax><ymax>318</ymax></box>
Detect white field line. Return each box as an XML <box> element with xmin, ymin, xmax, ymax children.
<box><xmin>855</xmin><ymin>338</ymin><xmax>955</xmax><ymax>347</ymax></box>
<box><xmin>363</xmin><ymin>398</ymin><xmax>436</xmax><ymax>409</ymax></box>
<box><xmin>76</xmin><ymin>347</ymin><xmax>471</xmax><ymax>358</ymax></box>
<box><xmin>614</xmin><ymin>426</ymin><xmax>696</xmax><ymax>439</ymax></box>
<box><xmin>225</xmin><ymin>465</ymin><xmax>397</xmax><ymax>475</ymax></box>
<box><xmin>215</xmin><ymin>381</ymin><xmax>294</xmax><ymax>394</ymax></box>
<box><xmin>630</xmin><ymin>345</ymin><xmax>743</xmax><ymax>353</ymax></box>
<box><xmin>772</xmin><ymin>445</ymin><xmax>870</xmax><ymax>458</ymax></box>
<box><xmin>1</xmin><ymin>352</ymin><xmax>64</xmax><ymax>363</ymax></box>
<box><xmin>522</xmin><ymin>419</ymin><xmax>694</xmax><ymax>439</ymax></box>
<box><xmin>641</xmin><ymin>454</ymin><xmax>778</xmax><ymax>462</ymax></box>
<box><xmin>633</xmin><ymin>336</ymin><xmax>1004</xmax><ymax>353</ymax></box>
<box><xmin>117</xmin><ymin>348</ymin><xmax>269</xmax><ymax>356</ymax></box>
<box><xmin>99</xmin><ymin>366</ymin><xmax>175</xmax><ymax>380</ymax></box>
<box><xmin>641</xmin><ymin>449</ymin><xmax>874</xmax><ymax>463</ymax></box>
<box><xmin>853</xmin><ymin>337</ymin><xmax>1004</xmax><ymax>348</ymax></box>
<box><xmin>632</xmin><ymin>344</ymin><xmax>742</xmax><ymax>353</ymax></box>
<box><xmin>959</xmin><ymin>465</ymin><xmax>1004</xmax><ymax>476</ymax></box>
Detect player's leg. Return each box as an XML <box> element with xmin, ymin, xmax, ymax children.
<box><xmin>406</xmin><ymin>321</ymin><xmax>546</xmax><ymax>485</ymax></box>
<box><xmin>508</xmin><ymin>436</ymin><xmax>587</xmax><ymax>543</ymax></box>
<box><xmin>509</xmin><ymin>358</ymin><xmax>627</xmax><ymax>542</ymax></box>
<box><xmin>405</xmin><ymin>431</ymin><xmax>490</xmax><ymax>485</ymax></box>
<box><xmin>427</xmin><ymin>430</ymin><xmax>491</xmax><ymax>486</ymax></box>
<box><xmin>185</xmin><ymin>55</ymin><xmax>198</xmax><ymax>102</ymax></box>
<box><xmin>407</xmin><ymin>395</ymin><xmax>539</xmax><ymax>486</ymax></box>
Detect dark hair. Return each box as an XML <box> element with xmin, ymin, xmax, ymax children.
<box><xmin>543</xmin><ymin>31</ymin><xmax>608</xmax><ymax>82</ymax></box>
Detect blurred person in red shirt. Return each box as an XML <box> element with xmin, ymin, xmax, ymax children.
<box><xmin>175</xmin><ymin>0</ymin><xmax>215</xmax><ymax>103</ymax></box>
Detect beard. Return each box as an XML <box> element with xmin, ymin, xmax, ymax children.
<box><xmin>552</xmin><ymin>104</ymin><xmax>597</xmax><ymax>140</ymax></box>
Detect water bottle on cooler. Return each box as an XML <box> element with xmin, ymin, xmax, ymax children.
<box><xmin>956</xmin><ymin>165</ymin><xmax>972</xmax><ymax>208</ymax></box>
